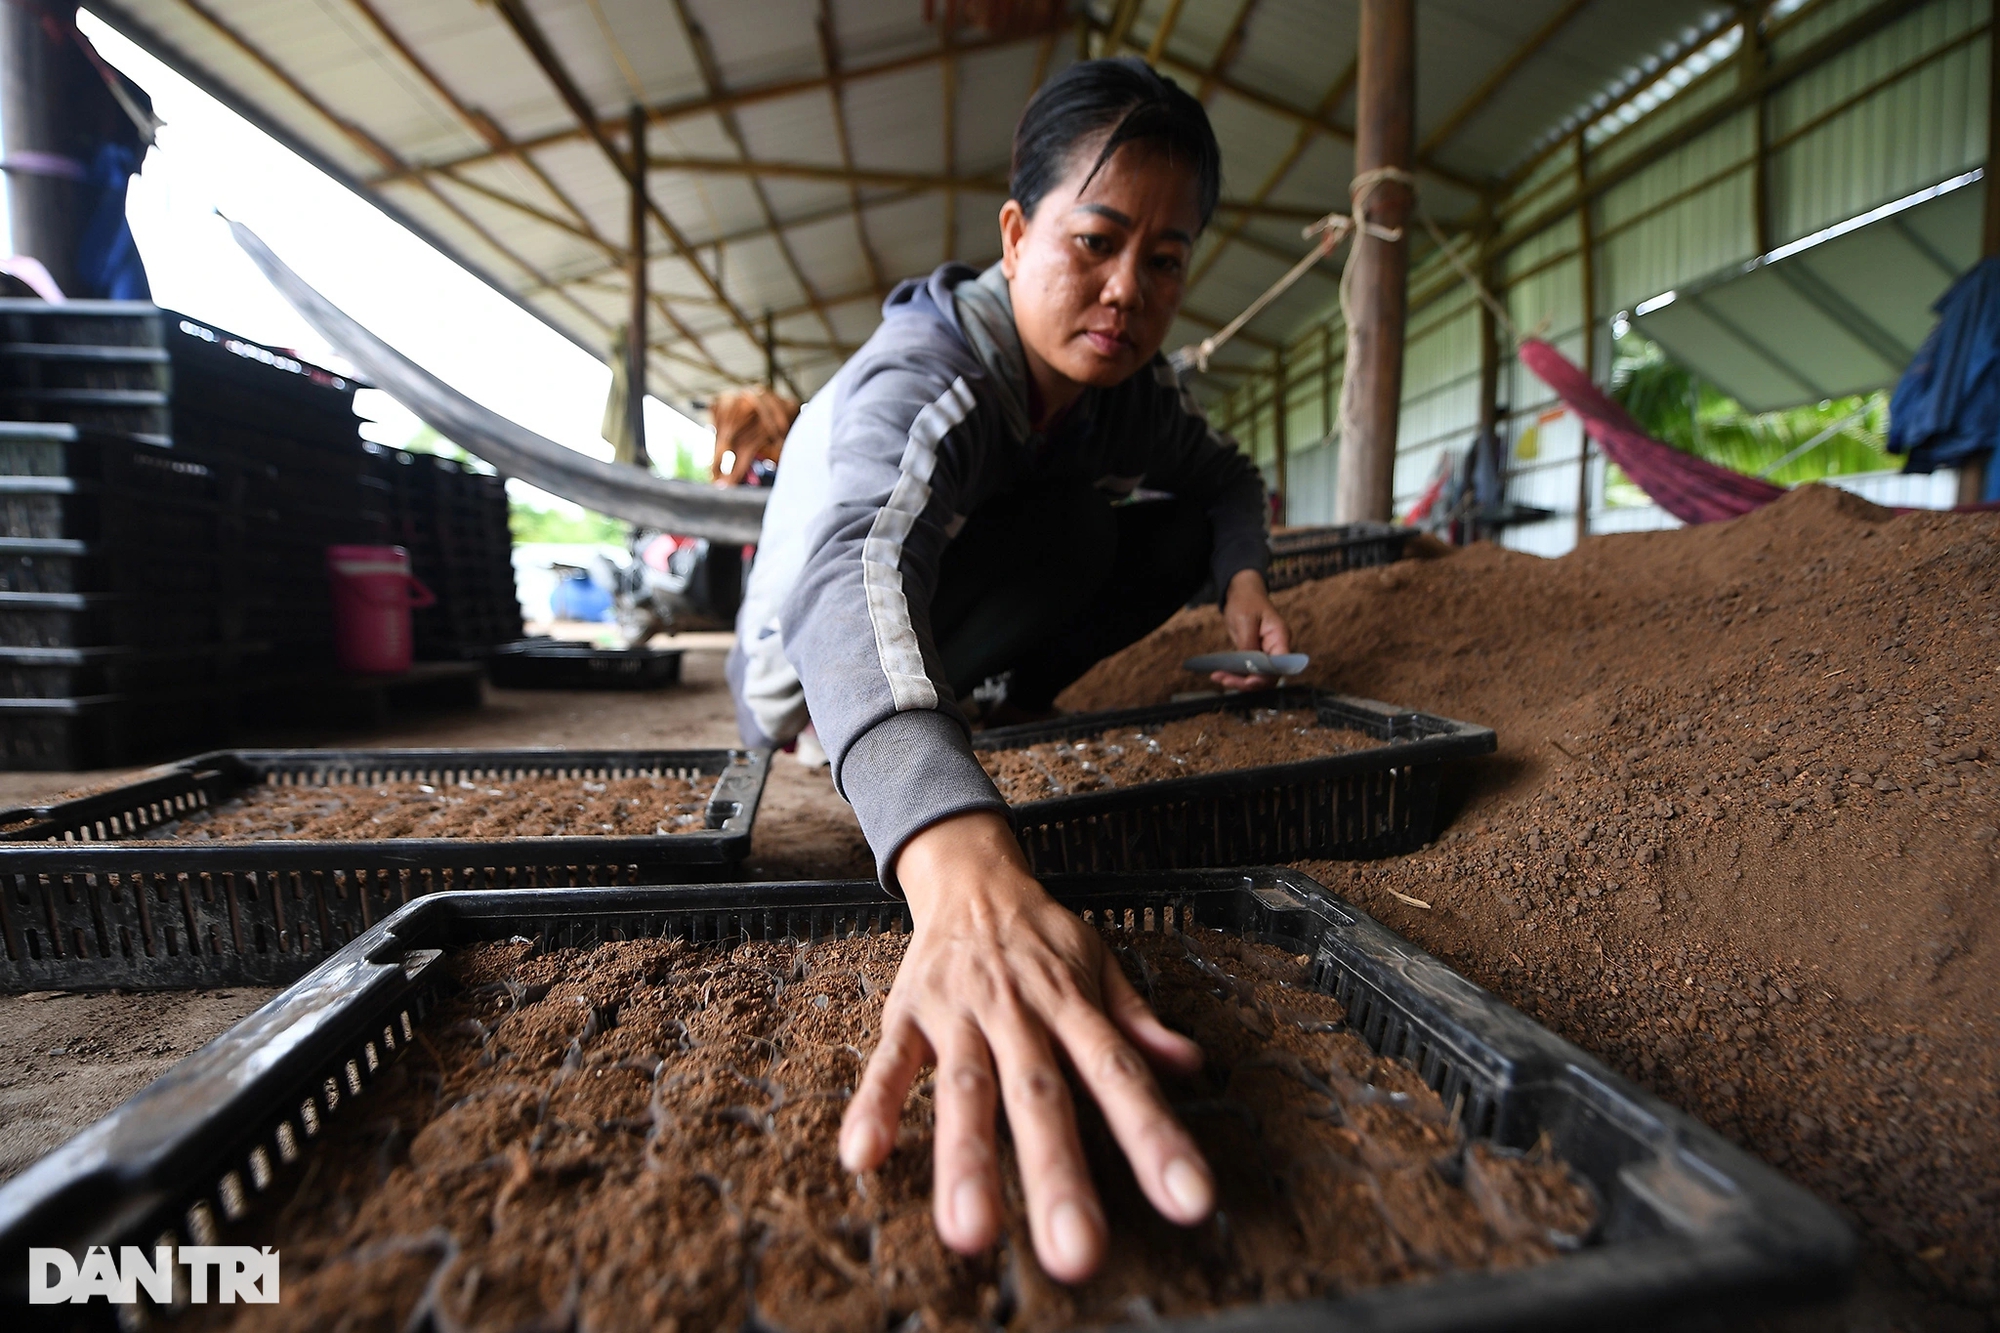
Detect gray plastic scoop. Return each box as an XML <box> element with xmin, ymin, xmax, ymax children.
<box><xmin>1182</xmin><ymin>651</ymin><xmax>1310</xmax><ymax>678</ymax></box>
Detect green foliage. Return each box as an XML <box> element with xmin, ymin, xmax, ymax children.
<box><xmin>508</xmin><ymin>501</ymin><xmax>626</xmax><ymax>545</ymax></box>
<box><xmin>659</xmin><ymin>438</ymin><xmax>706</xmax><ymax>482</ymax></box>
<box><xmin>1609</xmin><ymin>336</ymin><xmax>1893</xmax><ymax>496</ymax></box>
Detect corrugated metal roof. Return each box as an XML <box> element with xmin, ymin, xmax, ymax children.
<box><xmin>87</xmin><ymin>0</ymin><xmax>1739</xmax><ymax>406</ymax></box>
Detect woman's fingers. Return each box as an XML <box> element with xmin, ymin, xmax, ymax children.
<box><xmin>1210</xmin><ymin>669</ymin><xmax>1272</xmax><ymax>690</ymax></box>
<box><xmin>985</xmin><ymin>1003</ymin><xmax>1104</xmax><ymax>1283</ymax></box>
<box><xmin>839</xmin><ymin>1010</ymin><xmax>929</xmax><ymax>1173</ymax></box>
<box><xmin>929</xmin><ymin>1020</ymin><xmax>1002</xmax><ymax>1253</ymax></box>
<box><xmin>1100</xmin><ymin>950</ymin><xmax>1203</xmax><ymax>1076</ymax></box>
<box><xmin>1052</xmin><ymin>991</ymin><xmax>1213</xmax><ymax>1226</ymax></box>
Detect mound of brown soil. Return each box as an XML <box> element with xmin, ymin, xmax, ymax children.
<box><xmin>160</xmin><ymin>774</ymin><xmax>713</xmax><ymax>840</ymax></box>
<box><xmin>218</xmin><ymin>927</ymin><xmax>1593</xmax><ymax>1333</ymax></box>
<box><xmin>1061</xmin><ymin>485</ymin><xmax>2000</xmax><ymax>1318</ymax></box>
<box><xmin>977</xmin><ymin>709</ymin><xmax>1379</xmax><ymax>802</ymax></box>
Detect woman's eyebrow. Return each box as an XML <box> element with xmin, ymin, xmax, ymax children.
<box><xmin>1073</xmin><ymin>203</ymin><xmax>1192</xmax><ymax>246</ymax></box>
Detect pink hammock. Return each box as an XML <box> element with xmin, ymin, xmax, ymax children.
<box><xmin>1517</xmin><ymin>339</ymin><xmax>1784</xmax><ymax>525</ymax></box>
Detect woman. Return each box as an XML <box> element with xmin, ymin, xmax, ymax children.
<box><xmin>728</xmin><ymin>58</ymin><xmax>1292</xmax><ymax>1282</ymax></box>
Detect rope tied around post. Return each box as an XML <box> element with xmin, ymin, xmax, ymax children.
<box><xmin>1178</xmin><ymin>166</ymin><xmax>1418</xmax><ymax>375</ymax></box>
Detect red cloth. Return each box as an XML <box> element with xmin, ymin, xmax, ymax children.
<box><xmin>1517</xmin><ymin>339</ymin><xmax>1786</xmax><ymax>525</ymax></box>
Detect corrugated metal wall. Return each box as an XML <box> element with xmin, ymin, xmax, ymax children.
<box><xmin>1209</xmin><ymin>0</ymin><xmax>1989</xmax><ymax>553</ymax></box>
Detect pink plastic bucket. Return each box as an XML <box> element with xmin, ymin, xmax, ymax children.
<box><xmin>325</xmin><ymin>545</ymin><xmax>436</xmax><ymax>674</ymax></box>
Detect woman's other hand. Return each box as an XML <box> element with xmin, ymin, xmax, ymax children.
<box><xmin>837</xmin><ymin>810</ymin><xmax>1212</xmax><ymax>1283</ymax></box>
<box><xmin>1212</xmin><ymin>568</ymin><xmax>1292</xmax><ymax>689</ymax></box>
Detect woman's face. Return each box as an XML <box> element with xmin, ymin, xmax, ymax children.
<box><xmin>999</xmin><ymin>138</ymin><xmax>1202</xmax><ymax>399</ymax></box>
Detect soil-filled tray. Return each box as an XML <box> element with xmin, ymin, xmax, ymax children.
<box><xmin>0</xmin><ymin>870</ymin><xmax>1854</xmax><ymax>1331</ymax></box>
<box><xmin>485</xmin><ymin>639</ymin><xmax>684</xmax><ymax>690</ymax></box>
<box><xmin>0</xmin><ymin>748</ymin><xmax>768</xmax><ymax>993</ymax></box>
<box><xmin>974</xmin><ymin>689</ymin><xmax>1494</xmax><ymax>875</ymax></box>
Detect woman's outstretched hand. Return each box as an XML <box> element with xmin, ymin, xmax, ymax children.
<box><xmin>837</xmin><ymin>810</ymin><xmax>1212</xmax><ymax>1283</ymax></box>
<box><xmin>1213</xmin><ymin>567</ymin><xmax>1293</xmax><ymax>690</ymax></box>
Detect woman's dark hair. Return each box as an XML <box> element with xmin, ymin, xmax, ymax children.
<box><xmin>1010</xmin><ymin>57</ymin><xmax>1221</xmax><ymax>231</ymax></box>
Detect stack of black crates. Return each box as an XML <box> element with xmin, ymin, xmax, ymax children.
<box><xmin>0</xmin><ymin>300</ymin><xmax>521</xmax><ymax>768</ymax></box>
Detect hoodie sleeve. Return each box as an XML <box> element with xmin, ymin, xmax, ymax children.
<box><xmin>1139</xmin><ymin>361</ymin><xmax>1272</xmax><ymax>601</ymax></box>
<box><xmin>778</xmin><ymin>351</ymin><xmax>1009</xmax><ymax>889</ymax></box>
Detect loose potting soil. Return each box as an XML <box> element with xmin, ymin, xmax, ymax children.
<box><xmin>1061</xmin><ymin>485</ymin><xmax>2000</xmax><ymax>1318</ymax></box>
<box><xmin>154</xmin><ymin>774</ymin><xmax>712</xmax><ymax>841</ymax></box>
<box><xmin>213</xmin><ymin>926</ymin><xmax>1593</xmax><ymax>1333</ymax></box>
<box><xmin>977</xmin><ymin>709</ymin><xmax>1381</xmax><ymax>802</ymax></box>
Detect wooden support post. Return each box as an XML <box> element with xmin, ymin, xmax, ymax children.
<box><xmin>625</xmin><ymin>104</ymin><xmax>649</xmax><ymax>467</ymax></box>
<box><xmin>1333</xmin><ymin>0</ymin><xmax>1415</xmax><ymax>524</ymax></box>
<box><xmin>764</xmin><ymin>310</ymin><xmax>778</xmax><ymax>389</ymax></box>
<box><xmin>1272</xmin><ymin>350</ymin><xmax>1289</xmax><ymax>527</ymax></box>
<box><xmin>1575</xmin><ymin>134</ymin><xmax>1596</xmax><ymax>546</ymax></box>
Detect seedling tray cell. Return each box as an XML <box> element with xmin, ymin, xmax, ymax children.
<box><xmin>486</xmin><ymin>639</ymin><xmax>684</xmax><ymax>689</ymax></box>
<box><xmin>0</xmin><ymin>868</ymin><xmax>1853</xmax><ymax>1330</ymax></box>
<box><xmin>975</xmin><ymin>688</ymin><xmax>1494</xmax><ymax>875</ymax></box>
<box><xmin>0</xmin><ymin>747</ymin><xmax>768</xmax><ymax>991</ymax></box>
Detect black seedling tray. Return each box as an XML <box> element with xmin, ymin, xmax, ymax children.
<box><xmin>0</xmin><ymin>747</ymin><xmax>769</xmax><ymax>991</ymax></box>
<box><xmin>975</xmin><ymin>688</ymin><xmax>1494</xmax><ymax>875</ymax></box>
<box><xmin>0</xmin><ymin>868</ymin><xmax>1854</xmax><ymax>1330</ymax></box>
<box><xmin>1265</xmin><ymin>521</ymin><xmax>1414</xmax><ymax>590</ymax></box>
<box><xmin>486</xmin><ymin>639</ymin><xmax>683</xmax><ymax>690</ymax></box>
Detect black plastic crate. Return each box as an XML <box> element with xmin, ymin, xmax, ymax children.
<box><xmin>975</xmin><ymin>688</ymin><xmax>1494</xmax><ymax>875</ymax></box>
<box><xmin>0</xmin><ymin>342</ymin><xmax>171</xmax><ymax>393</ymax></box>
<box><xmin>0</xmin><ymin>746</ymin><xmax>770</xmax><ymax>990</ymax></box>
<box><xmin>0</xmin><ymin>538</ymin><xmax>230</xmax><ymax>597</ymax></box>
<box><xmin>486</xmin><ymin>639</ymin><xmax>682</xmax><ymax>689</ymax></box>
<box><xmin>0</xmin><ymin>299</ymin><xmax>165</xmax><ymax>349</ymax></box>
<box><xmin>0</xmin><ymin>689</ymin><xmax>235</xmax><ymax>771</ymax></box>
<box><xmin>0</xmin><ymin>644</ymin><xmax>254</xmax><ymax>699</ymax></box>
<box><xmin>0</xmin><ymin>868</ymin><xmax>1854</xmax><ymax>1329</ymax></box>
<box><xmin>0</xmin><ymin>590</ymin><xmax>233</xmax><ymax>649</ymax></box>
<box><xmin>1265</xmin><ymin>522</ymin><xmax>1415</xmax><ymax>591</ymax></box>
<box><xmin>0</xmin><ymin>387</ymin><xmax>171</xmax><ymax>437</ymax></box>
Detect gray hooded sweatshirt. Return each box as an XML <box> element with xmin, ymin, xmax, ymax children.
<box><xmin>728</xmin><ymin>261</ymin><xmax>1269</xmax><ymax>885</ymax></box>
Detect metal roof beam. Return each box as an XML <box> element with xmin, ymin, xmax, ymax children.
<box><xmin>1189</xmin><ymin>57</ymin><xmax>1359</xmax><ymax>292</ymax></box>
<box><xmin>490</xmin><ymin>0</ymin><xmax>795</xmax><ymax>395</ymax></box>
<box><xmin>815</xmin><ymin>0</ymin><xmax>888</xmax><ymax>297</ymax></box>
<box><xmin>1089</xmin><ymin>14</ymin><xmax>1491</xmax><ymax>197</ymax></box>
<box><xmin>522</xmin><ymin>187</ymin><xmax>930</xmax><ymax>297</ymax></box>
<box><xmin>170</xmin><ymin>0</ymin><xmax>711</xmax><ymax>396</ymax></box>
<box><xmin>641</xmin><ymin>156</ymin><xmax>1332</xmax><ymax>223</ymax></box>
<box><xmin>368</xmin><ymin>26</ymin><xmax>1057</xmax><ymax>188</ymax></box>
<box><xmin>1146</xmin><ymin>0</ymin><xmax>1190</xmax><ymax>65</ymax></box>
<box><xmin>1417</xmin><ymin>0</ymin><xmax>1596</xmax><ymax>160</ymax></box>
<box><xmin>347</xmin><ymin>0</ymin><xmax>736</xmax><ymax>389</ymax></box>
<box><xmin>668</xmin><ymin>0</ymin><xmax>842</xmax><ymax>383</ymax></box>
<box><xmin>1496</xmin><ymin>0</ymin><xmax>1935</xmax><ymax>260</ymax></box>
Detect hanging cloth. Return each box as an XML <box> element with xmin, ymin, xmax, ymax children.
<box><xmin>1517</xmin><ymin>338</ymin><xmax>1786</xmax><ymax>525</ymax></box>
<box><xmin>1888</xmin><ymin>256</ymin><xmax>2000</xmax><ymax>500</ymax></box>
<box><xmin>230</xmin><ymin>220</ymin><xmax>769</xmax><ymax>545</ymax></box>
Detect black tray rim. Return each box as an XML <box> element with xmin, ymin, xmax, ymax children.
<box><xmin>0</xmin><ymin>868</ymin><xmax>1855</xmax><ymax>1331</ymax></box>
<box><xmin>0</xmin><ymin>746</ymin><xmax>770</xmax><ymax>868</ymax></box>
<box><xmin>975</xmin><ymin>687</ymin><xmax>1495</xmax><ymax>818</ymax></box>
